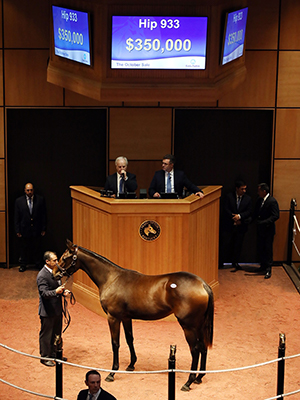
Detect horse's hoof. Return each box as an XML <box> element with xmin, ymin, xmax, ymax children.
<box><xmin>126</xmin><ymin>366</ymin><xmax>135</xmax><ymax>371</ymax></box>
<box><xmin>105</xmin><ymin>374</ymin><xmax>115</xmax><ymax>382</ymax></box>
<box><xmin>181</xmin><ymin>384</ymin><xmax>190</xmax><ymax>392</ymax></box>
<box><xmin>194</xmin><ymin>377</ymin><xmax>203</xmax><ymax>384</ymax></box>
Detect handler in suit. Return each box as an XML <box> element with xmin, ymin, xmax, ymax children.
<box><xmin>148</xmin><ymin>154</ymin><xmax>204</xmax><ymax>198</ymax></box>
<box><xmin>253</xmin><ymin>183</ymin><xmax>279</xmax><ymax>279</ymax></box>
<box><xmin>220</xmin><ymin>180</ymin><xmax>252</xmax><ymax>271</ymax></box>
<box><xmin>77</xmin><ymin>370</ymin><xmax>117</xmax><ymax>400</ymax></box>
<box><xmin>14</xmin><ymin>182</ymin><xmax>47</xmax><ymax>272</ymax></box>
<box><xmin>104</xmin><ymin>156</ymin><xmax>137</xmax><ymax>197</ymax></box>
<box><xmin>37</xmin><ymin>251</ymin><xmax>70</xmax><ymax>367</ymax></box>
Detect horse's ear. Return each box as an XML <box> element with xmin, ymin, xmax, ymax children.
<box><xmin>66</xmin><ymin>239</ymin><xmax>73</xmax><ymax>250</ymax></box>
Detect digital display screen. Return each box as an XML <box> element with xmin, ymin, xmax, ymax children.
<box><xmin>52</xmin><ymin>5</ymin><xmax>91</xmax><ymax>66</ymax></box>
<box><xmin>111</xmin><ymin>16</ymin><xmax>208</xmax><ymax>70</ymax></box>
<box><xmin>221</xmin><ymin>7</ymin><xmax>248</xmax><ymax>66</ymax></box>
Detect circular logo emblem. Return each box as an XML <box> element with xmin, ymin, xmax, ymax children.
<box><xmin>139</xmin><ymin>220</ymin><xmax>161</xmax><ymax>241</ymax></box>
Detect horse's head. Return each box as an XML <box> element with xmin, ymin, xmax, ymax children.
<box><xmin>52</xmin><ymin>239</ymin><xmax>80</xmax><ymax>280</ymax></box>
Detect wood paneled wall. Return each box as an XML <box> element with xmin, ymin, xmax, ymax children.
<box><xmin>1</xmin><ymin>0</ymin><xmax>300</xmax><ymax>265</ymax></box>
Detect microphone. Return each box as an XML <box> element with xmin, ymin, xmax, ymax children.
<box><xmin>120</xmin><ymin>171</ymin><xmax>125</xmax><ymax>179</ymax></box>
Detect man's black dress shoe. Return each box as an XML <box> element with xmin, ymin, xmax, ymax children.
<box><xmin>264</xmin><ymin>271</ymin><xmax>271</xmax><ymax>279</ymax></box>
<box><xmin>40</xmin><ymin>359</ymin><xmax>55</xmax><ymax>367</ymax></box>
<box><xmin>19</xmin><ymin>266</ymin><xmax>26</xmax><ymax>272</ymax></box>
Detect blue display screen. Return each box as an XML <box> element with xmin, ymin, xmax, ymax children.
<box><xmin>221</xmin><ymin>7</ymin><xmax>248</xmax><ymax>65</ymax></box>
<box><xmin>111</xmin><ymin>16</ymin><xmax>208</xmax><ymax>70</ymax></box>
<box><xmin>52</xmin><ymin>5</ymin><xmax>91</xmax><ymax>66</ymax></box>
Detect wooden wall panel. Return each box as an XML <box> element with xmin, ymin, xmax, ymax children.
<box><xmin>247</xmin><ymin>0</ymin><xmax>279</xmax><ymax>50</ymax></box>
<box><xmin>109</xmin><ymin>108</ymin><xmax>172</xmax><ymax>160</ymax></box>
<box><xmin>0</xmin><ymin>212</ymin><xmax>5</xmax><ymax>262</ymax></box>
<box><xmin>3</xmin><ymin>0</ymin><xmax>49</xmax><ymax>48</ymax></box>
<box><xmin>275</xmin><ymin>109</ymin><xmax>300</xmax><ymax>158</ymax></box>
<box><xmin>277</xmin><ymin>51</ymin><xmax>300</xmax><ymax>107</ymax></box>
<box><xmin>273</xmin><ymin>160</ymin><xmax>300</xmax><ymax>211</ymax></box>
<box><xmin>218</xmin><ymin>51</ymin><xmax>277</xmax><ymax>107</ymax></box>
<box><xmin>4</xmin><ymin>50</ymin><xmax>63</xmax><ymax>106</ymax></box>
<box><xmin>280</xmin><ymin>0</ymin><xmax>300</xmax><ymax>50</ymax></box>
<box><xmin>0</xmin><ymin>108</ymin><xmax>3</xmax><ymax>158</ymax></box>
<box><xmin>65</xmin><ymin>90</ymin><xmax>121</xmax><ymax>107</ymax></box>
<box><xmin>0</xmin><ymin>160</ymin><xmax>4</xmax><ymax>210</ymax></box>
<box><xmin>0</xmin><ymin>51</ymin><xmax>3</xmax><ymax>106</ymax></box>
<box><xmin>0</xmin><ymin>0</ymin><xmax>2</xmax><ymax>49</ymax></box>
<box><xmin>160</xmin><ymin>100</ymin><xmax>218</xmax><ymax>107</ymax></box>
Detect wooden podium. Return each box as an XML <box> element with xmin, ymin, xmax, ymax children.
<box><xmin>70</xmin><ymin>185</ymin><xmax>222</xmax><ymax>317</ymax></box>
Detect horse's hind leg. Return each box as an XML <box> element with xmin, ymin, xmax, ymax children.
<box><xmin>105</xmin><ymin>316</ymin><xmax>121</xmax><ymax>382</ymax></box>
<box><xmin>194</xmin><ymin>346</ymin><xmax>207</xmax><ymax>384</ymax></box>
<box><xmin>122</xmin><ymin>319</ymin><xmax>137</xmax><ymax>371</ymax></box>
<box><xmin>180</xmin><ymin>329</ymin><xmax>200</xmax><ymax>392</ymax></box>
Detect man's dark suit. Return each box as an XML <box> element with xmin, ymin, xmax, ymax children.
<box><xmin>253</xmin><ymin>195</ymin><xmax>279</xmax><ymax>274</ymax></box>
<box><xmin>37</xmin><ymin>266</ymin><xmax>63</xmax><ymax>358</ymax></box>
<box><xmin>148</xmin><ymin>169</ymin><xmax>201</xmax><ymax>198</ymax></box>
<box><xmin>77</xmin><ymin>389</ymin><xmax>117</xmax><ymax>400</ymax></box>
<box><xmin>220</xmin><ymin>192</ymin><xmax>252</xmax><ymax>266</ymax></box>
<box><xmin>104</xmin><ymin>172</ymin><xmax>137</xmax><ymax>195</ymax></box>
<box><xmin>14</xmin><ymin>193</ymin><xmax>46</xmax><ymax>268</ymax></box>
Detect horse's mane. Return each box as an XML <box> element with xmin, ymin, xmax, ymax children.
<box><xmin>78</xmin><ymin>245</ymin><xmax>127</xmax><ymax>271</ymax></box>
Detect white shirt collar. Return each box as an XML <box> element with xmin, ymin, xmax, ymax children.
<box><xmin>44</xmin><ymin>265</ymin><xmax>54</xmax><ymax>274</ymax></box>
<box><xmin>165</xmin><ymin>169</ymin><xmax>174</xmax><ymax>175</ymax></box>
<box><xmin>88</xmin><ymin>389</ymin><xmax>101</xmax><ymax>399</ymax></box>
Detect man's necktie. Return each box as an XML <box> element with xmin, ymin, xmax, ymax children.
<box><xmin>237</xmin><ymin>196</ymin><xmax>241</xmax><ymax>210</ymax></box>
<box><xmin>119</xmin><ymin>177</ymin><xmax>124</xmax><ymax>194</ymax></box>
<box><xmin>167</xmin><ymin>173</ymin><xmax>171</xmax><ymax>193</ymax></box>
<box><xmin>28</xmin><ymin>198</ymin><xmax>33</xmax><ymax>214</ymax></box>
<box><xmin>88</xmin><ymin>394</ymin><xmax>93</xmax><ymax>400</ymax></box>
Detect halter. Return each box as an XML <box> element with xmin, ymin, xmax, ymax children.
<box><xmin>55</xmin><ymin>245</ymin><xmax>78</xmax><ymax>333</ymax></box>
<box><xmin>55</xmin><ymin>246</ymin><xmax>79</xmax><ymax>279</ymax></box>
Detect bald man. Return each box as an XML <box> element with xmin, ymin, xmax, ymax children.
<box><xmin>14</xmin><ymin>182</ymin><xmax>47</xmax><ymax>272</ymax></box>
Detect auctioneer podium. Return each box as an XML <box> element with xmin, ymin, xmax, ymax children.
<box><xmin>70</xmin><ymin>185</ymin><xmax>222</xmax><ymax>317</ymax></box>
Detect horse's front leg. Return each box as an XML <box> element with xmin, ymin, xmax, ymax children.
<box><xmin>122</xmin><ymin>318</ymin><xmax>137</xmax><ymax>371</ymax></box>
<box><xmin>105</xmin><ymin>315</ymin><xmax>121</xmax><ymax>382</ymax></box>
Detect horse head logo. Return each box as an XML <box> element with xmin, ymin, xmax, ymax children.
<box><xmin>139</xmin><ymin>220</ymin><xmax>161</xmax><ymax>241</ymax></box>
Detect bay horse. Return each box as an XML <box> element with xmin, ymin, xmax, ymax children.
<box><xmin>53</xmin><ymin>239</ymin><xmax>214</xmax><ymax>391</ymax></box>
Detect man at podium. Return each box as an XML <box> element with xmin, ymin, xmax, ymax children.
<box><xmin>148</xmin><ymin>154</ymin><xmax>204</xmax><ymax>199</ymax></box>
<box><xmin>104</xmin><ymin>156</ymin><xmax>137</xmax><ymax>197</ymax></box>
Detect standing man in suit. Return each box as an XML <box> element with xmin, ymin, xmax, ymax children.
<box><xmin>14</xmin><ymin>182</ymin><xmax>47</xmax><ymax>272</ymax></box>
<box><xmin>37</xmin><ymin>251</ymin><xmax>70</xmax><ymax>367</ymax></box>
<box><xmin>104</xmin><ymin>156</ymin><xmax>137</xmax><ymax>197</ymax></box>
<box><xmin>253</xmin><ymin>183</ymin><xmax>279</xmax><ymax>279</ymax></box>
<box><xmin>77</xmin><ymin>370</ymin><xmax>117</xmax><ymax>400</ymax></box>
<box><xmin>148</xmin><ymin>154</ymin><xmax>204</xmax><ymax>198</ymax></box>
<box><xmin>220</xmin><ymin>180</ymin><xmax>252</xmax><ymax>271</ymax></box>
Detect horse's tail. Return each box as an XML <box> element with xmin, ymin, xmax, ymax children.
<box><xmin>202</xmin><ymin>282</ymin><xmax>214</xmax><ymax>348</ymax></box>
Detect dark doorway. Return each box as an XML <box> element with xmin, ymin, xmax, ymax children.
<box><xmin>174</xmin><ymin>109</ymin><xmax>273</xmax><ymax>262</ymax></box>
<box><xmin>7</xmin><ymin>108</ymin><xmax>107</xmax><ymax>265</ymax></box>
